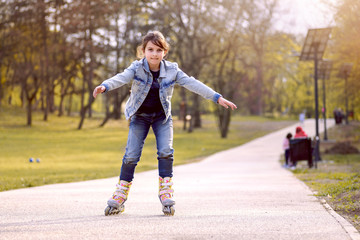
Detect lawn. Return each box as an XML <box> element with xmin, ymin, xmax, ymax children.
<box><xmin>292</xmin><ymin>121</ymin><xmax>360</xmax><ymax>231</ymax></box>
<box><xmin>0</xmin><ymin>106</ymin><xmax>296</xmax><ymax>191</ymax></box>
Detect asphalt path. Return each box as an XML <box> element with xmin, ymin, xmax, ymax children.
<box><xmin>1</xmin><ymin>119</ymin><xmax>359</xmax><ymax>239</ymax></box>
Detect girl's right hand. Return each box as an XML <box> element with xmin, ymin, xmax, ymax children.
<box><xmin>218</xmin><ymin>97</ymin><xmax>237</xmax><ymax>110</ymax></box>
<box><xmin>93</xmin><ymin>86</ymin><xmax>106</xmax><ymax>98</ymax></box>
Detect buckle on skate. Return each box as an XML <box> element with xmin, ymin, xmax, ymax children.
<box><xmin>161</xmin><ymin>182</ymin><xmax>173</xmax><ymax>187</ymax></box>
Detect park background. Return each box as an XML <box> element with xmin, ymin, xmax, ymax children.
<box><xmin>1</xmin><ymin>0</ymin><xmax>360</xmax><ymax>231</ymax></box>
<box><xmin>1</xmin><ymin>0</ymin><xmax>359</xmax><ymax>183</ymax></box>
<box><xmin>0</xmin><ymin>0</ymin><xmax>359</xmax><ymax>131</ymax></box>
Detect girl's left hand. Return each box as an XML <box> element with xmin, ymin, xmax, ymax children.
<box><xmin>218</xmin><ymin>97</ymin><xmax>237</xmax><ymax>110</ymax></box>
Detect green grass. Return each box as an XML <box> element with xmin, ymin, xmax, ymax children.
<box><xmin>292</xmin><ymin>121</ymin><xmax>360</xmax><ymax>231</ymax></box>
<box><xmin>0</xmin><ymin>106</ymin><xmax>296</xmax><ymax>191</ymax></box>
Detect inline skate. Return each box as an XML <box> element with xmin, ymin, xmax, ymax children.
<box><xmin>104</xmin><ymin>180</ymin><xmax>132</xmax><ymax>216</ymax></box>
<box><xmin>159</xmin><ymin>177</ymin><xmax>175</xmax><ymax>216</ymax></box>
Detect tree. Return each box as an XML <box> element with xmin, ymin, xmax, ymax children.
<box><xmin>152</xmin><ymin>0</ymin><xmax>226</xmax><ymax>130</ymax></box>
<box><xmin>3</xmin><ymin>0</ymin><xmax>336</xmax><ymax>129</ymax></box>
<box><xmin>7</xmin><ymin>0</ymin><xmax>44</xmax><ymax>126</ymax></box>
<box><xmin>0</xmin><ymin>1</ymin><xmax>13</xmax><ymax>108</ymax></box>
<box><xmin>329</xmin><ymin>0</ymin><xmax>360</xmax><ymax>120</ymax></box>
<box><xmin>37</xmin><ymin>0</ymin><xmax>53</xmax><ymax>121</ymax></box>
<box><xmin>61</xmin><ymin>0</ymin><xmax>113</xmax><ymax>129</ymax></box>
<box><xmin>236</xmin><ymin>0</ymin><xmax>280</xmax><ymax>115</ymax></box>
<box><xmin>100</xmin><ymin>0</ymin><xmax>148</xmax><ymax>127</ymax></box>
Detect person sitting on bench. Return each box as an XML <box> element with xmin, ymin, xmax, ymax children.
<box><xmin>294</xmin><ymin>126</ymin><xmax>307</xmax><ymax>138</ymax></box>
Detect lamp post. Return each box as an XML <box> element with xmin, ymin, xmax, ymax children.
<box><xmin>338</xmin><ymin>63</ymin><xmax>353</xmax><ymax>125</ymax></box>
<box><xmin>300</xmin><ymin>28</ymin><xmax>332</xmax><ymax>168</ymax></box>
<box><xmin>318</xmin><ymin>60</ymin><xmax>332</xmax><ymax>140</ymax></box>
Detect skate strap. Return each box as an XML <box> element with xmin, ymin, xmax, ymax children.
<box><xmin>159</xmin><ymin>189</ymin><xmax>174</xmax><ymax>195</ymax></box>
<box><xmin>161</xmin><ymin>182</ymin><xmax>173</xmax><ymax>187</ymax></box>
<box><xmin>116</xmin><ymin>184</ymin><xmax>130</xmax><ymax>191</ymax></box>
<box><xmin>114</xmin><ymin>192</ymin><xmax>127</xmax><ymax>199</ymax></box>
<box><xmin>114</xmin><ymin>184</ymin><xmax>129</xmax><ymax>198</ymax></box>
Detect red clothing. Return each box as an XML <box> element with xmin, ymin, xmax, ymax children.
<box><xmin>294</xmin><ymin>126</ymin><xmax>307</xmax><ymax>138</ymax></box>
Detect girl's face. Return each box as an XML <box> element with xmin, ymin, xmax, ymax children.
<box><xmin>143</xmin><ymin>41</ymin><xmax>167</xmax><ymax>71</ymax></box>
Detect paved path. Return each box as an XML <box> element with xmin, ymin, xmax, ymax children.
<box><xmin>1</xmin><ymin>119</ymin><xmax>359</xmax><ymax>240</ymax></box>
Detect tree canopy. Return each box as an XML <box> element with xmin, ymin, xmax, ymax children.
<box><xmin>0</xmin><ymin>0</ymin><xmax>359</xmax><ymax>137</ymax></box>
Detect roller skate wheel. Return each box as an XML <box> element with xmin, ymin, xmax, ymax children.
<box><xmin>104</xmin><ymin>205</ymin><xmax>125</xmax><ymax>216</ymax></box>
<box><xmin>105</xmin><ymin>206</ymin><xmax>111</xmax><ymax>216</ymax></box>
<box><xmin>163</xmin><ymin>206</ymin><xmax>175</xmax><ymax>216</ymax></box>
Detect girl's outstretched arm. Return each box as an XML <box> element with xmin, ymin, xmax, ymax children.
<box><xmin>218</xmin><ymin>97</ymin><xmax>237</xmax><ymax>110</ymax></box>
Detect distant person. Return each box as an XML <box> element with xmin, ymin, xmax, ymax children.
<box><xmin>282</xmin><ymin>133</ymin><xmax>293</xmax><ymax>168</ymax></box>
<box><xmin>333</xmin><ymin>108</ymin><xmax>344</xmax><ymax>125</ymax></box>
<box><xmin>294</xmin><ymin>126</ymin><xmax>308</xmax><ymax>138</ymax></box>
<box><xmin>299</xmin><ymin>112</ymin><xmax>305</xmax><ymax>125</ymax></box>
<box><xmin>93</xmin><ymin>31</ymin><xmax>237</xmax><ymax>216</ymax></box>
<box><xmin>333</xmin><ymin>108</ymin><xmax>339</xmax><ymax>124</ymax></box>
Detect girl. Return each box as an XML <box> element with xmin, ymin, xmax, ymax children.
<box><xmin>282</xmin><ymin>133</ymin><xmax>292</xmax><ymax>168</ymax></box>
<box><xmin>93</xmin><ymin>31</ymin><xmax>237</xmax><ymax>216</ymax></box>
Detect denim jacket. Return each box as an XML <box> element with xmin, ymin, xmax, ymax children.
<box><xmin>101</xmin><ymin>58</ymin><xmax>222</xmax><ymax>122</ymax></box>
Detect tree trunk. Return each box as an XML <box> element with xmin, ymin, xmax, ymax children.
<box><xmin>78</xmin><ymin>74</ymin><xmax>86</xmax><ymax>129</ymax></box>
<box><xmin>87</xmin><ymin>11</ymin><xmax>95</xmax><ymax>119</ymax></box>
<box><xmin>27</xmin><ymin>98</ymin><xmax>32</xmax><ymax>126</ymax></box>
<box><xmin>100</xmin><ymin>110</ymin><xmax>113</xmax><ymax>127</ymax></box>
<box><xmin>39</xmin><ymin>0</ymin><xmax>51</xmax><ymax>121</ymax></box>
<box><xmin>0</xmin><ymin>73</ymin><xmax>2</xmax><ymax>109</ymax></box>
<box><xmin>217</xmin><ymin>107</ymin><xmax>231</xmax><ymax>138</ymax></box>
<box><xmin>113</xmin><ymin>92</ymin><xmax>121</xmax><ymax>119</ymax></box>
<box><xmin>78</xmin><ymin>105</ymin><xmax>87</xmax><ymax>130</ymax></box>
<box><xmin>192</xmin><ymin>94</ymin><xmax>201</xmax><ymax>128</ymax></box>
<box><xmin>67</xmin><ymin>94</ymin><xmax>73</xmax><ymax>116</ymax></box>
<box><xmin>58</xmin><ymin>94</ymin><xmax>65</xmax><ymax>117</ymax></box>
<box><xmin>256</xmin><ymin>65</ymin><xmax>263</xmax><ymax>116</ymax></box>
<box><xmin>113</xmin><ymin>14</ymin><xmax>121</xmax><ymax>120</ymax></box>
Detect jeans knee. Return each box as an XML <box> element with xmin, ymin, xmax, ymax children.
<box><xmin>157</xmin><ymin>149</ymin><xmax>174</xmax><ymax>161</ymax></box>
<box><xmin>123</xmin><ymin>157</ymin><xmax>139</xmax><ymax>165</ymax></box>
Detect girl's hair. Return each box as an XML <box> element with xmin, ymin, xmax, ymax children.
<box><xmin>286</xmin><ymin>133</ymin><xmax>292</xmax><ymax>139</ymax></box>
<box><xmin>136</xmin><ymin>31</ymin><xmax>170</xmax><ymax>59</ymax></box>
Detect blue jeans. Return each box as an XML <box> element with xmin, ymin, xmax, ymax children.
<box><xmin>120</xmin><ymin>111</ymin><xmax>174</xmax><ymax>182</ymax></box>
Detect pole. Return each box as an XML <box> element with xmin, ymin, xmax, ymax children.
<box><xmin>313</xmin><ymin>43</ymin><xmax>320</xmax><ymax>168</ymax></box>
<box><xmin>322</xmin><ymin>75</ymin><xmax>328</xmax><ymax>140</ymax></box>
<box><xmin>345</xmin><ymin>74</ymin><xmax>349</xmax><ymax>125</ymax></box>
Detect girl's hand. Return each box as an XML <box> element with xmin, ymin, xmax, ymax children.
<box><xmin>93</xmin><ymin>86</ymin><xmax>106</xmax><ymax>98</ymax></box>
<box><xmin>218</xmin><ymin>97</ymin><xmax>237</xmax><ymax>110</ymax></box>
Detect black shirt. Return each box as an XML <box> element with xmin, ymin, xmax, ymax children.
<box><xmin>137</xmin><ymin>70</ymin><xmax>163</xmax><ymax>113</ymax></box>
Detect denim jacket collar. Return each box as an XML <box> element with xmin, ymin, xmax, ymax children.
<box><xmin>141</xmin><ymin>58</ymin><xmax>150</xmax><ymax>73</ymax></box>
<box><xmin>141</xmin><ymin>58</ymin><xmax>167</xmax><ymax>79</ymax></box>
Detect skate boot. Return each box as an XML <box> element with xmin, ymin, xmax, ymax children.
<box><xmin>104</xmin><ymin>180</ymin><xmax>132</xmax><ymax>216</ymax></box>
<box><xmin>158</xmin><ymin>177</ymin><xmax>175</xmax><ymax>216</ymax></box>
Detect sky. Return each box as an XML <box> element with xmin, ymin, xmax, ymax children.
<box><xmin>275</xmin><ymin>0</ymin><xmax>338</xmax><ymax>35</ymax></box>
